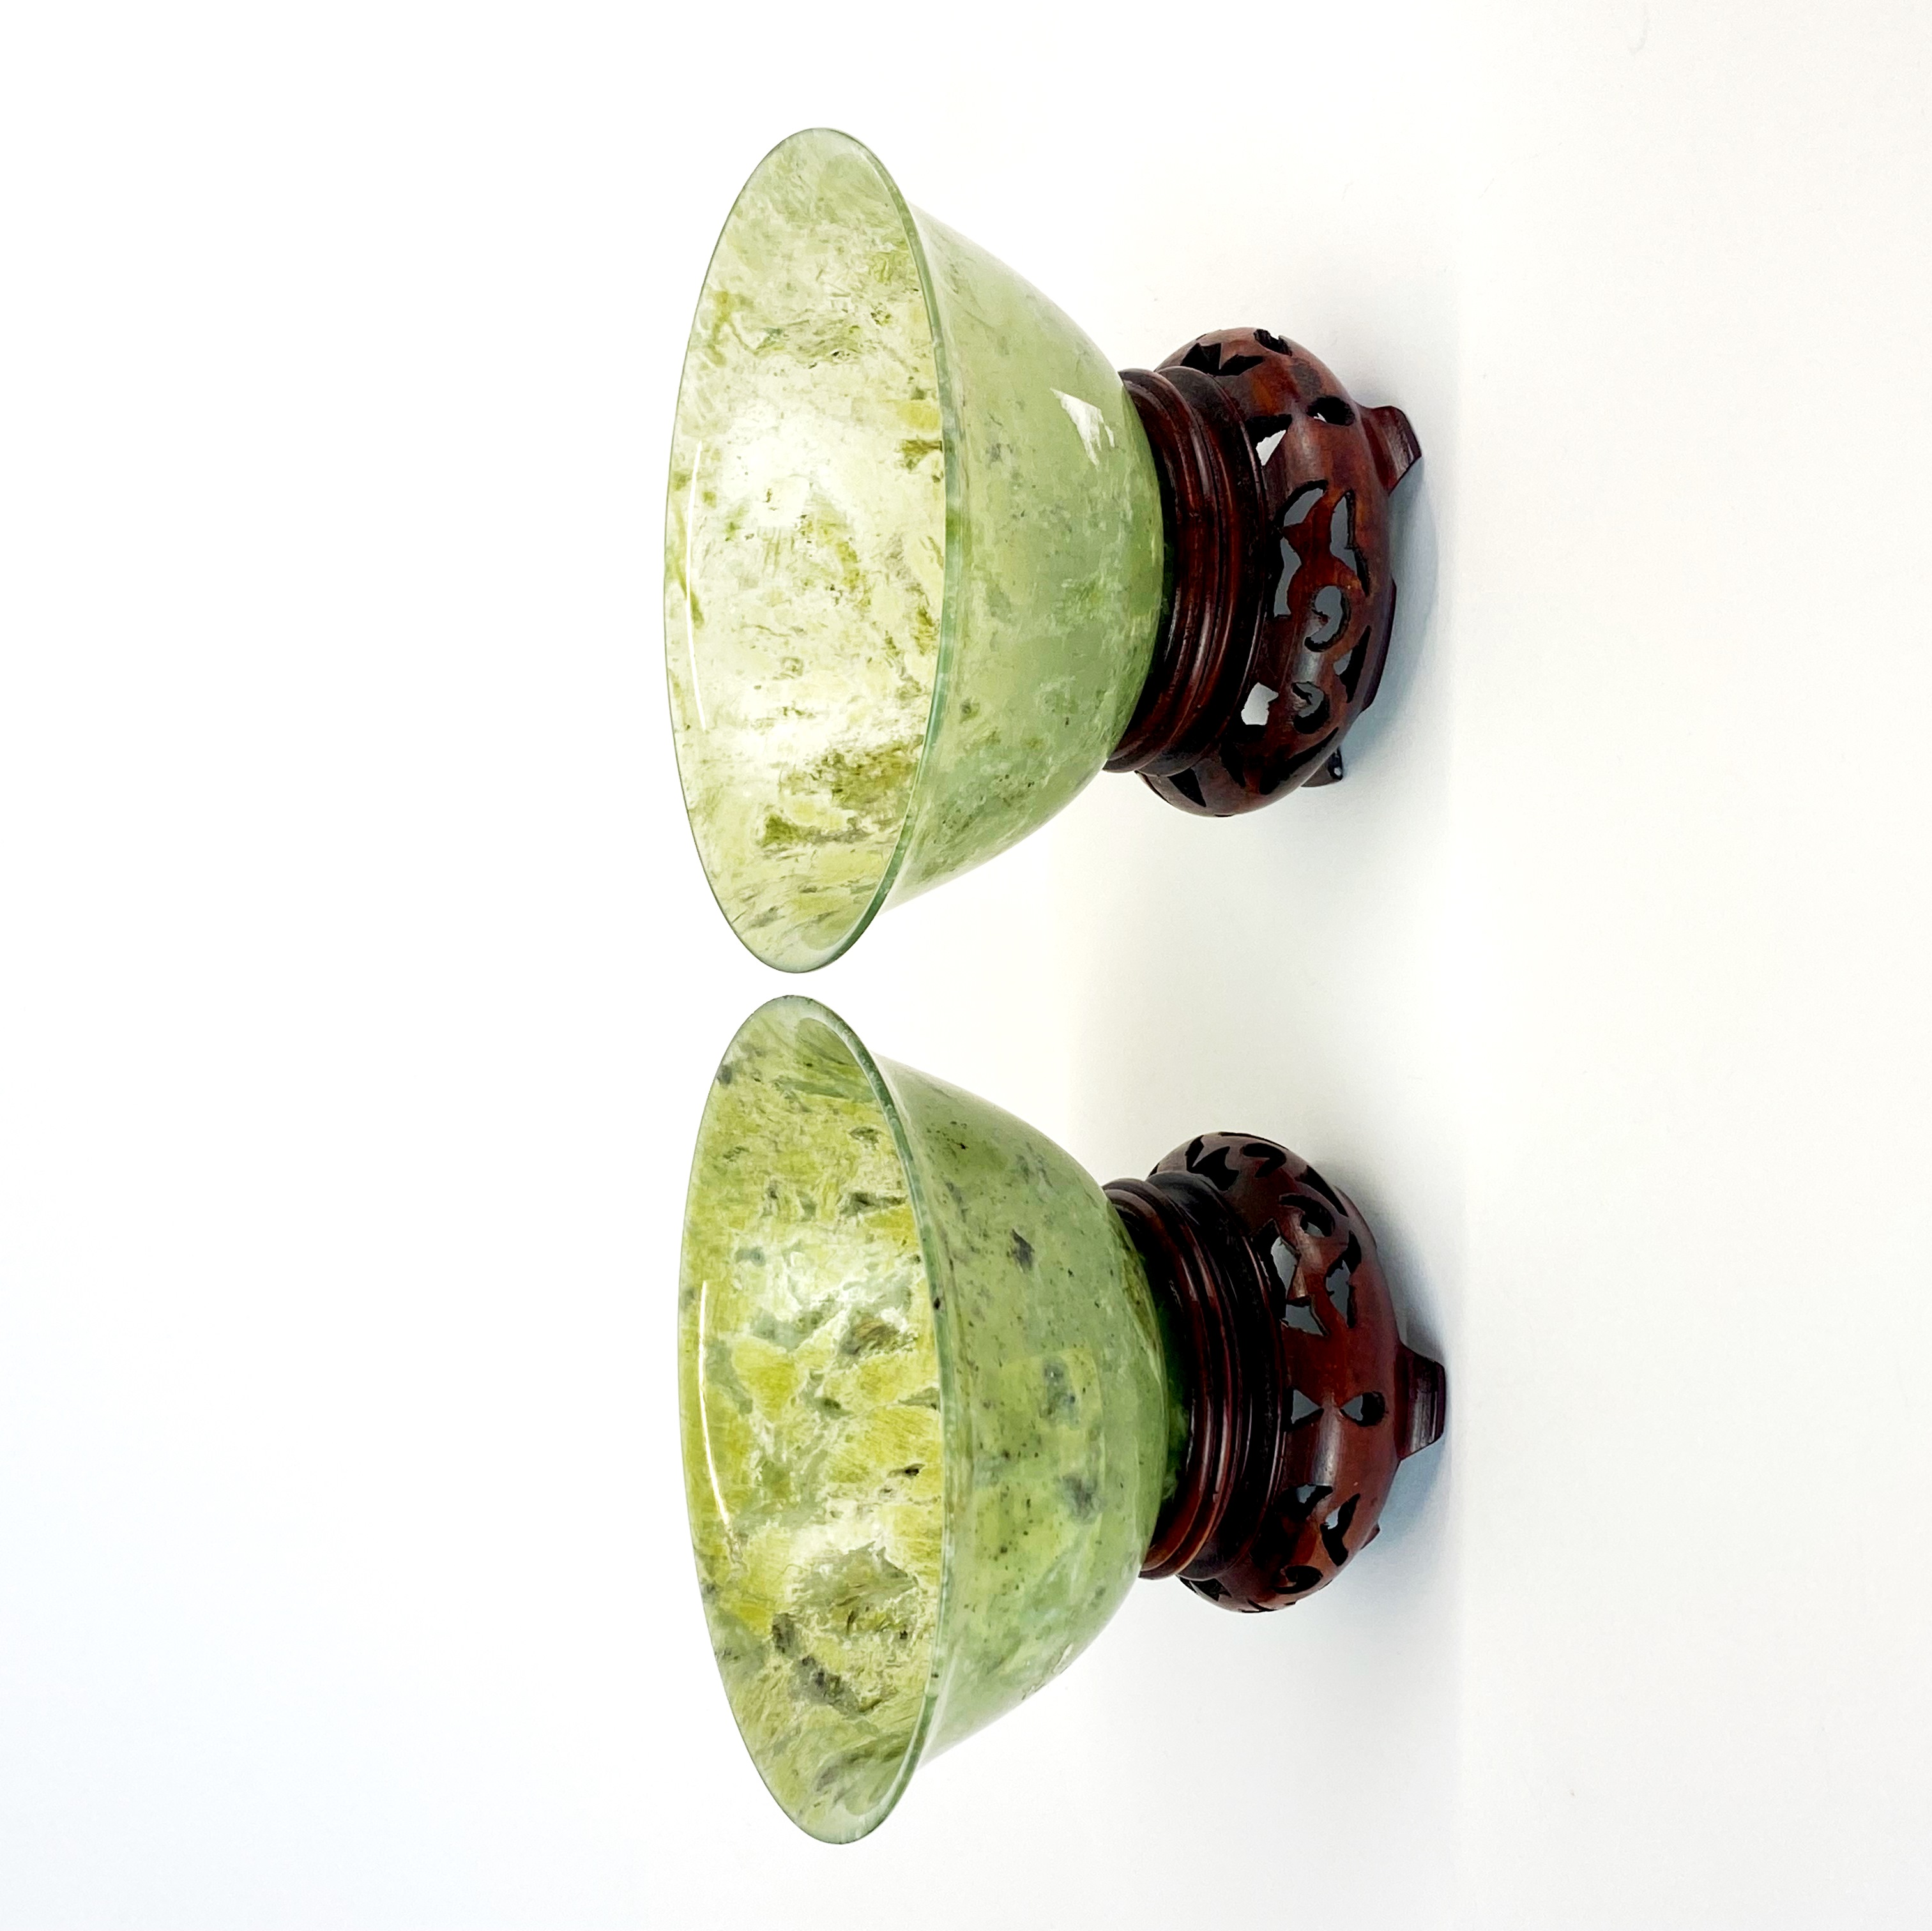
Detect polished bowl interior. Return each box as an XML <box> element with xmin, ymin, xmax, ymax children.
<box><xmin>666</xmin><ymin>131</ymin><xmax>944</xmax><ymax>971</ymax></box>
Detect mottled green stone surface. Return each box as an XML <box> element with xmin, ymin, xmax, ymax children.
<box><xmin>680</xmin><ymin>999</ymin><xmax>1176</xmax><ymax>1841</ymax></box>
<box><xmin>665</xmin><ymin>131</ymin><xmax>945</xmax><ymax>971</ymax></box>
<box><xmin>679</xmin><ymin>1002</ymin><xmax>941</xmax><ymax>1842</ymax></box>
<box><xmin>883</xmin><ymin>208</ymin><xmax>1163</xmax><ymax>907</ymax></box>
<box><xmin>666</xmin><ymin>130</ymin><xmax>1164</xmax><ymax>970</ymax></box>
<box><xmin>884</xmin><ymin>1041</ymin><xmax>1176</xmax><ymax>1765</ymax></box>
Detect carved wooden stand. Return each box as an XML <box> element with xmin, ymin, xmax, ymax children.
<box><xmin>1109</xmin><ymin>331</ymin><xmax>1420</xmax><ymax>815</ymax></box>
<box><xmin>1108</xmin><ymin>1133</ymin><xmax>1445</xmax><ymax>1612</ymax></box>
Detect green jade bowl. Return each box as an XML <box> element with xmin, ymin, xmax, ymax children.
<box><xmin>665</xmin><ymin>129</ymin><xmax>1164</xmax><ymax>971</ymax></box>
<box><xmin>679</xmin><ymin>998</ymin><xmax>1180</xmax><ymax>1841</ymax></box>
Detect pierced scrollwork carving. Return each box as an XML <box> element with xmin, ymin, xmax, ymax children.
<box><xmin>1106</xmin><ymin>1132</ymin><xmax>1445</xmax><ymax>1613</ymax></box>
<box><xmin>1108</xmin><ymin>330</ymin><xmax>1420</xmax><ymax>815</ymax></box>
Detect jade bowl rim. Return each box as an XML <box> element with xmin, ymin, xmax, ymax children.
<box><xmin>679</xmin><ymin>992</ymin><xmax>966</xmax><ymax>1841</ymax></box>
<box><xmin>664</xmin><ymin>126</ymin><xmax>970</xmax><ymax>974</ymax></box>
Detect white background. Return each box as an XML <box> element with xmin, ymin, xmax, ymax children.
<box><xmin>4</xmin><ymin>3</ymin><xmax>1929</xmax><ymax>1925</ymax></box>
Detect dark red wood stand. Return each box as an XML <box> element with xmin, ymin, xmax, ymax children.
<box><xmin>1109</xmin><ymin>1133</ymin><xmax>1445</xmax><ymax>1612</ymax></box>
<box><xmin>1110</xmin><ymin>330</ymin><xmax>1420</xmax><ymax>815</ymax></box>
